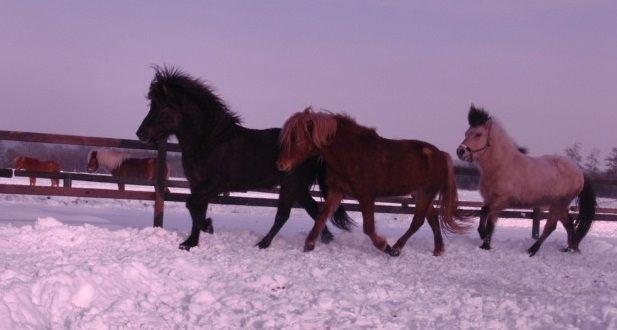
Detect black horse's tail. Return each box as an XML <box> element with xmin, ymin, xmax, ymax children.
<box><xmin>316</xmin><ymin>160</ymin><xmax>356</xmax><ymax>231</ymax></box>
<box><xmin>574</xmin><ymin>175</ymin><xmax>596</xmax><ymax>246</ymax></box>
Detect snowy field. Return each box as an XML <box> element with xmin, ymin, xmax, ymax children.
<box><xmin>1</xmin><ymin>177</ymin><xmax>617</xmax><ymax>329</ymax></box>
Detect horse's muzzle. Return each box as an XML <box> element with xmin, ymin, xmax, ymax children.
<box><xmin>136</xmin><ymin>128</ymin><xmax>150</xmax><ymax>143</ymax></box>
<box><xmin>276</xmin><ymin>160</ymin><xmax>291</xmax><ymax>172</ymax></box>
<box><xmin>457</xmin><ymin>145</ymin><xmax>472</xmax><ymax>162</ymax></box>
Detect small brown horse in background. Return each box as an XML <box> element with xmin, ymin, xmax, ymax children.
<box><xmin>87</xmin><ymin>150</ymin><xmax>170</xmax><ymax>191</ymax></box>
<box><xmin>277</xmin><ymin>108</ymin><xmax>469</xmax><ymax>256</ymax></box>
<box><xmin>14</xmin><ymin>156</ymin><xmax>61</xmax><ymax>187</ymax></box>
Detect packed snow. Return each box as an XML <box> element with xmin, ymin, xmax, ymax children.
<box><xmin>1</xmin><ymin>177</ymin><xmax>616</xmax><ymax>328</ymax></box>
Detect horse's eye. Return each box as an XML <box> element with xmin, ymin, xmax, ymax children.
<box><xmin>475</xmin><ymin>133</ymin><xmax>482</xmax><ymax>138</ymax></box>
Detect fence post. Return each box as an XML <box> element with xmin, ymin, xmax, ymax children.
<box><xmin>63</xmin><ymin>175</ymin><xmax>72</xmax><ymax>188</ymax></box>
<box><xmin>531</xmin><ymin>208</ymin><xmax>541</xmax><ymax>239</ymax></box>
<box><xmin>153</xmin><ymin>140</ymin><xmax>167</xmax><ymax>227</ymax></box>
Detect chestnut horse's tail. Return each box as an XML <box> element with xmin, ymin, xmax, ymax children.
<box><xmin>438</xmin><ymin>151</ymin><xmax>469</xmax><ymax>235</ymax></box>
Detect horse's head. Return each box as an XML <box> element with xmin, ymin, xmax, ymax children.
<box><xmin>14</xmin><ymin>156</ymin><xmax>25</xmax><ymax>170</ymax></box>
<box><xmin>457</xmin><ymin>104</ymin><xmax>492</xmax><ymax>162</ymax></box>
<box><xmin>137</xmin><ymin>66</ymin><xmax>239</xmax><ymax>146</ymax></box>
<box><xmin>86</xmin><ymin>151</ymin><xmax>99</xmax><ymax>172</ymax></box>
<box><xmin>136</xmin><ymin>67</ymin><xmax>189</xmax><ymax>145</ymax></box>
<box><xmin>277</xmin><ymin>108</ymin><xmax>337</xmax><ymax>172</ymax></box>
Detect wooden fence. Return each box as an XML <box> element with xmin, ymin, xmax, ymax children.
<box><xmin>1</xmin><ymin>130</ymin><xmax>616</xmax><ymax>238</ymax></box>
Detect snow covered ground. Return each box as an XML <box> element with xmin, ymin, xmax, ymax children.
<box><xmin>1</xmin><ymin>177</ymin><xmax>616</xmax><ymax>329</ymax></box>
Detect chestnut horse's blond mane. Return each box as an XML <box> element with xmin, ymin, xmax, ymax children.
<box><xmin>280</xmin><ymin>107</ymin><xmax>339</xmax><ymax>151</ymax></box>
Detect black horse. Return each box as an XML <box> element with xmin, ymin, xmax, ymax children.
<box><xmin>136</xmin><ymin>66</ymin><xmax>353</xmax><ymax>250</ymax></box>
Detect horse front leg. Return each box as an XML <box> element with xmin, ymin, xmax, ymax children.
<box><xmin>478</xmin><ymin>200</ymin><xmax>507</xmax><ymax>250</ymax></box>
<box><xmin>479</xmin><ymin>213</ymin><xmax>497</xmax><ymax>250</ymax></box>
<box><xmin>29</xmin><ymin>176</ymin><xmax>36</xmax><ymax>186</ymax></box>
<box><xmin>295</xmin><ymin>189</ymin><xmax>335</xmax><ymax>244</ymax></box>
<box><xmin>477</xmin><ymin>205</ymin><xmax>489</xmax><ymax>239</ymax></box>
<box><xmin>256</xmin><ymin>185</ymin><xmax>295</xmax><ymax>249</ymax></box>
<box><xmin>304</xmin><ymin>191</ymin><xmax>343</xmax><ymax>252</ymax></box>
<box><xmin>359</xmin><ymin>199</ymin><xmax>393</xmax><ymax>255</ymax></box>
<box><xmin>180</xmin><ymin>185</ymin><xmax>219</xmax><ymax>251</ymax></box>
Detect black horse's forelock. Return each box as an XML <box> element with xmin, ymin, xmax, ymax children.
<box><xmin>148</xmin><ymin>65</ymin><xmax>241</xmax><ymax>124</ymax></box>
<box><xmin>468</xmin><ymin>104</ymin><xmax>491</xmax><ymax>127</ymax></box>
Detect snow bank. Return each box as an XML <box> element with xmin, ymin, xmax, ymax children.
<box><xmin>0</xmin><ymin>215</ymin><xmax>616</xmax><ymax>328</ymax></box>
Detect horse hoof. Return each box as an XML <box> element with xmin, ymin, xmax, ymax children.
<box><xmin>200</xmin><ymin>218</ymin><xmax>214</xmax><ymax>234</ymax></box>
<box><xmin>202</xmin><ymin>225</ymin><xmax>213</xmax><ymax>234</ymax></box>
<box><xmin>320</xmin><ymin>231</ymin><xmax>334</xmax><ymax>244</ymax></box>
<box><xmin>256</xmin><ymin>239</ymin><xmax>271</xmax><ymax>249</ymax></box>
<box><xmin>179</xmin><ymin>238</ymin><xmax>198</xmax><ymax>251</ymax></box>
<box><xmin>527</xmin><ymin>248</ymin><xmax>538</xmax><ymax>257</ymax></box>
<box><xmin>384</xmin><ymin>245</ymin><xmax>400</xmax><ymax>257</ymax></box>
<box><xmin>433</xmin><ymin>249</ymin><xmax>445</xmax><ymax>256</ymax></box>
<box><xmin>304</xmin><ymin>243</ymin><xmax>315</xmax><ymax>252</ymax></box>
<box><xmin>479</xmin><ymin>243</ymin><xmax>491</xmax><ymax>250</ymax></box>
<box><xmin>561</xmin><ymin>247</ymin><xmax>579</xmax><ymax>253</ymax></box>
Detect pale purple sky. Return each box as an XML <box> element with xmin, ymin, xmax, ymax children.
<box><xmin>1</xmin><ymin>1</ymin><xmax>616</xmax><ymax>157</ymax></box>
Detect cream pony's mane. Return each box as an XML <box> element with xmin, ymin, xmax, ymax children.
<box><xmin>88</xmin><ymin>149</ymin><xmax>131</xmax><ymax>171</ymax></box>
<box><xmin>488</xmin><ymin>120</ymin><xmax>520</xmax><ymax>157</ymax></box>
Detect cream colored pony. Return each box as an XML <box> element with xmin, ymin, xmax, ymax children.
<box><xmin>457</xmin><ymin>105</ymin><xmax>596</xmax><ymax>256</ymax></box>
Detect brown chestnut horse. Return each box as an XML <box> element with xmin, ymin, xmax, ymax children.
<box><xmin>14</xmin><ymin>156</ymin><xmax>61</xmax><ymax>187</ymax></box>
<box><xmin>87</xmin><ymin>150</ymin><xmax>170</xmax><ymax>191</ymax></box>
<box><xmin>277</xmin><ymin>108</ymin><xmax>469</xmax><ymax>256</ymax></box>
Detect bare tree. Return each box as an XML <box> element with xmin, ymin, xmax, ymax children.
<box><xmin>565</xmin><ymin>143</ymin><xmax>583</xmax><ymax>166</ymax></box>
<box><xmin>606</xmin><ymin>147</ymin><xmax>617</xmax><ymax>177</ymax></box>
<box><xmin>584</xmin><ymin>148</ymin><xmax>601</xmax><ymax>175</ymax></box>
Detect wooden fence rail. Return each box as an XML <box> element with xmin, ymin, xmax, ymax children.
<box><xmin>2</xmin><ymin>130</ymin><xmax>617</xmax><ymax>238</ymax></box>
<box><xmin>4</xmin><ymin>168</ymin><xmax>617</xmax><ymax>222</ymax></box>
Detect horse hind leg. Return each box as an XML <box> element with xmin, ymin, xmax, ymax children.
<box><xmin>391</xmin><ymin>191</ymin><xmax>433</xmax><ymax>256</ymax></box>
<box><xmin>30</xmin><ymin>176</ymin><xmax>36</xmax><ymax>186</ymax></box>
<box><xmin>425</xmin><ymin>205</ymin><xmax>445</xmax><ymax>256</ymax></box>
<box><xmin>527</xmin><ymin>206</ymin><xmax>560</xmax><ymax>256</ymax></box>
<box><xmin>559</xmin><ymin>208</ymin><xmax>578</xmax><ymax>252</ymax></box>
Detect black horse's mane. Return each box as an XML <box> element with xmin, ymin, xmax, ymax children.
<box><xmin>148</xmin><ymin>66</ymin><xmax>242</xmax><ymax>125</ymax></box>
